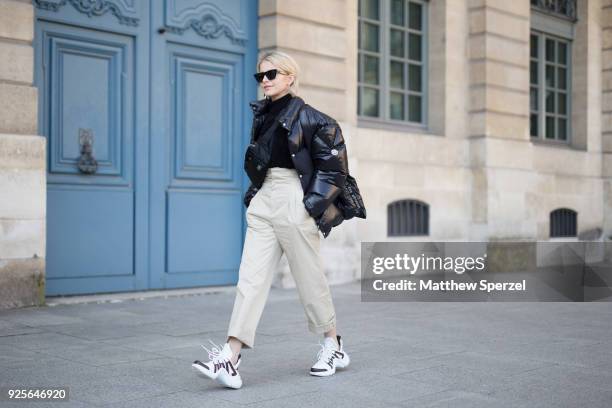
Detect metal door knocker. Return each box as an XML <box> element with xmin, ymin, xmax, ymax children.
<box><xmin>77</xmin><ymin>128</ymin><xmax>98</xmax><ymax>174</ymax></box>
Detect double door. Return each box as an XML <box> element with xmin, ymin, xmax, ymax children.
<box><xmin>35</xmin><ymin>0</ymin><xmax>257</xmax><ymax>295</ymax></box>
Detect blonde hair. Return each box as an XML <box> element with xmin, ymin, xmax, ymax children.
<box><xmin>257</xmin><ymin>51</ymin><xmax>300</xmax><ymax>96</ymax></box>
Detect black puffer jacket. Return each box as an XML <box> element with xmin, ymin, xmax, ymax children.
<box><xmin>244</xmin><ymin>95</ymin><xmax>348</xmax><ymax>238</ymax></box>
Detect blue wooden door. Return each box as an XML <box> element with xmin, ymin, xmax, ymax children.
<box><xmin>35</xmin><ymin>0</ymin><xmax>257</xmax><ymax>295</ymax></box>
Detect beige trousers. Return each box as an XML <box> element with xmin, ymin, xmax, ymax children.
<box><xmin>227</xmin><ymin>167</ymin><xmax>337</xmax><ymax>348</ymax></box>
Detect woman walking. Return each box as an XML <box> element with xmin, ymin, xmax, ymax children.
<box><xmin>192</xmin><ymin>51</ymin><xmax>354</xmax><ymax>389</ymax></box>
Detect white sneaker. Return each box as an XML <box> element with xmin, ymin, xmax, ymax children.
<box><xmin>310</xmin><ymin>335</ymin><xmax>350</xmax><ymax>377</ymax></box>
<box><xmin>192</xmin><ymin>340</ymin><xmax>242</xmax><ymax>389</ymax></box>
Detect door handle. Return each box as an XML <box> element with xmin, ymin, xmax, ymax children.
<box><xmin>77</xmin><ymin>128</ymin><xmax>98</xmax><ymax>174</ymax></box>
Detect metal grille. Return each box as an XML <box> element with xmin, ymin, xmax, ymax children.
<box><xmin>388</xmin><ymin>199</ymin><xmax>429</xmax><ymax>236</ymax></box>
<box><xmin>550</xmin><ymin>208</ymin><xmax>577</xmax><ymax>237</ymax></box>
<box><xmin>531</xmin><ymin>0</ymin><xmax>577</xmax><ymax>21</ymax></box>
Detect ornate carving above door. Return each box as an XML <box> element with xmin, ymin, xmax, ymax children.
<box><xmin>34</xmin><ymin>0</ymin><xmax>139</xmax><ymax>26</ymax></box>
<box><xmin>163</xmin><ymin>1</ymin><xmax>247</xmax><ymax>45</ymax></box>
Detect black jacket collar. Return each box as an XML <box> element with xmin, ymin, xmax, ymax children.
<box><xmin>249</xmin><ymin>94</ymin><xmax>306</xmax><ymax>131</ymax></box>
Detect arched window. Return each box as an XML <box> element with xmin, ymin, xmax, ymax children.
<box><xmin>550</xmin><ymin>208</ymin><xmax>577</xmax><ymax>237</ymax></box>
<box><xmin>387</xmin><ymin>199</ymin><xmax>429</xmax><ymax>236</ymax></box>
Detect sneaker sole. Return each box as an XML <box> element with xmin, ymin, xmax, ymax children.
<box><xmin>310</xmin><ymin>368</ymin><xmax>336</xmax><ymax>377</ymax></box>
<box><xmin>192</xmin><ymin>363</ymin><xmax>215</xmax><ymax>380</ymax></box>
<box><xmin>192</xmin><ymin>363</ymin><xmax>243</xmax><ymax>389</ymax></box>
<box><xmin>216</xmin><ymin>373</ymin><xmax>243</xmax><ymax>389</ymax></box>
<box><xmin>336</xmin><ymin>354</ymin><xmax>350</xmax><ymax>369</ymax></box>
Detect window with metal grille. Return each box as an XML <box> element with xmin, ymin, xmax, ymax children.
<box><xmin>530</xmin><ymin>0</ymin><xmax>577</xmax><ymax>21</ymax></box>
<box><xmin>550</xmin><ymin>208</ymin><xmax>577</xmax><ymax>237</ymax></box>
<box><xmin>387</xmin><ymin>199</ymin><xmax>429</xmax><ymax>236</ymax></box>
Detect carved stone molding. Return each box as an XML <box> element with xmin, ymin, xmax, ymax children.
<box><xmin>34</xmin><ymin>0</ymin><xmax>140</xmax><ymax>26</ymax></box>
<box><xmin>164</xmin><ymin>2</ymin><xmax>247</xmax><ymax>45</ymax></box>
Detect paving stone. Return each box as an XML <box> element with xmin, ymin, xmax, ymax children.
<box><xmin>36</xmin><ymin>343</ymin><xmax>167</xmax><ymax>367</ymax></box>
<box><xmin>0</xmin><ymin>331</ymin><xmax>96</xmax><ymax>351</ymax></box>
<box><xmin>64</xmin><ymin>374</ymin><xmax>178</xmax><ymax>406</ymax></box>
<box><xmin>99</xmin><ymin>391</ymin><xmax>241</xmax><ymax>408</ymax></box>
<box><xmin>397</xmin><ymin>389</ymin><xmax>517</xmax><ymax>408</ymax></box>
<box><xmin>99</xmin><ymin>333</ymin><xmax>206</xmax><ymax>353</ymax></box>
<box><xmin>44</xmin><ymin>323</ymin><xmax>155</xmax><ymax>341</ymax></box>
<box><xmin>0</xmin><ymin>319</ymin><xmax>43</xmax><ymax>337</ymax></box>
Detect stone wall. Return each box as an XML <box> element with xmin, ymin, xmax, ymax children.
<box><xmin>354</xmin><ymin>0</ymin><xmax>473</xmax><ymax>242</ymax></box>
<box><xmin>526</xmin><ymin>0</ymin><xmax>604</xmax><ymax>239</ymax></box>
<box><xmin>0</xmin><ymin>0</ymin><xmax>46</xmax><ymax>309</ymax></box>
<box><xmin>604</xmin><ymin>0</ymin><xmax>612</xmax><ymax>234</ymax></box>
<box><xmin>354</xmin><ymin>0</ymin><xmax>606</xmax><ymax>244</ymax></box>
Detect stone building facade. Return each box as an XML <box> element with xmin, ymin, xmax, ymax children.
<box><xmin>0</xmin><ymin>0</ymin><xmax>46</xmax><ymax>308</ymax></box>
<box><xmin>0</xmin><ymin>0</ymin><xmax>610</xmax><ymax>308</ymax></box>
<box><xmin>270</xmin><ymin>0</ymin><xmax>612</xmax><ymax>286</ymax></box>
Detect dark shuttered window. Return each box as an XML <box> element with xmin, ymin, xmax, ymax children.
<box><xmin>550</xmin><ymin>208</ymin><xmax>577</xmax><ymax>237</ymax></box>
<box><xmin>388</xmin><ymin>199</ymin><xmax>429</xmax><ymax>236</ymax></box>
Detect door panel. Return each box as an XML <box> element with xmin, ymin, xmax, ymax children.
<box><xmin>149</xmin><ymin>0</ymin><xmax>254</xmax><ymax>289</ymax></box>
<box><xmin>37</xmin><ymin>21</ymin><xmax>141</xmax><ymax>295</ymax></box>
<box><xmin>47</xmin><ymin>189</ymin><xmax>133</xmax><ymax>278</ymax></box>
<box><xmin>45</xmin><ymin>26</ymin><xmax>132</xmax><ymax>182</ymax></box>
<box><xmin>166</xmin><ymin>191</ymin><xmax>242</xmax><ymax>277</ymax></box>
<box><xmin>171</xmin><ymin>47</ymin><xmax>237</xmax><ymax>182</ymax></box>
<box><xmin>36</xmin><ymin>2</ymin><xmax>149</xmax><ymax>295</ymax></box>
<box><xmin>164</xmin><ymin>46</ymin><xmax>243</xmax><ymax>278</ymax></box>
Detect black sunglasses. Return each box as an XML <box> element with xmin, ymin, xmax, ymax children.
<box><xmin>253</xmin><ymin>69</ymin><xmax>281</xmax><ymax>83</ymax></box>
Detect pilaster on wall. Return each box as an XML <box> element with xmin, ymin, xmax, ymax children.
<box><xmin>603</xmin><ymin>0</ymin><xmax>612</xmax><ymax>233</ymax></box>
<box><xmin>604</xmin><ymin>0</ymin><xmax>612</xmax><ymax>153</ymax></box>
<box><xmin>574</xmin><ymin>0</ymin><xmax>603</xmax><ymax>152</ymax></box>
<box><xmin>258</xmin><ymin>0</ymin><xmax>352</xmax><ymax>123</ymax></box>
<box><xmin>0</xmin><ymin>0</ymin><xmax>46</xmax><ymax>309</ymax></box>
<box><xmin>467</xmin><ymin>0</ymin><xmax>530</xmax><ymax>141</ymax></box>
<box><xmin>443</xmin><ymin>0</ymin><xmax>469</xmax><ymax>140</ymax></box>
<box><xmin>467</xmin><ymin>0</ymin><xmax>532</xmax><ymax>240</ymax></box>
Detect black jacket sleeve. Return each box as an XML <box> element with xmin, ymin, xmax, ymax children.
<box><xmin>302</xmin><ymin>121</ymin><xmax>349</xmax><ymax>218</ymax></box>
